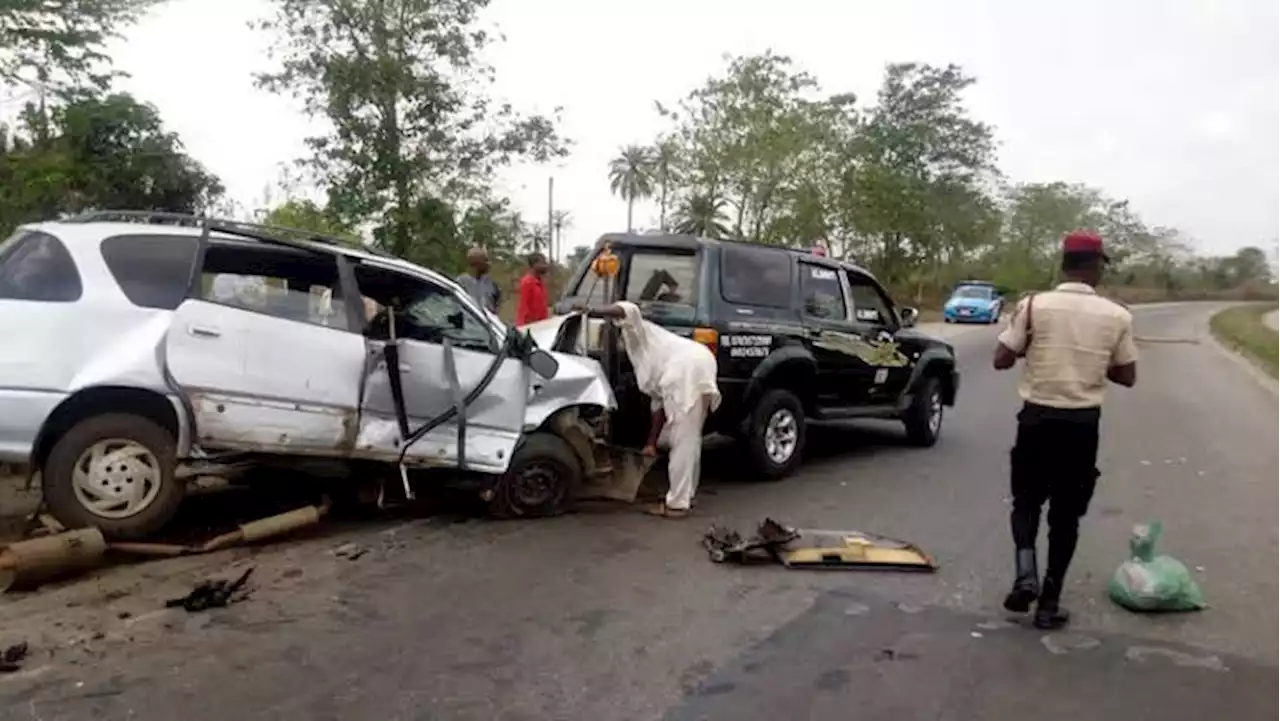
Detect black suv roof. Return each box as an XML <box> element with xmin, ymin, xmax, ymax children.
<box><xmin>591</xmin><ymin>232</ymin><xmax>882</xmax><ymax>282</ymax></box>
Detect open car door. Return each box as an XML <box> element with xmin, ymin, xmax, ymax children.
<box><xmin>354</xmin><ymin>262</ymin><xmax>530</xmax><ymax>475</ymax></box>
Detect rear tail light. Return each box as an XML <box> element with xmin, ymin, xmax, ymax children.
<box><xmin>693</xmin><ymin>327</ymin><xmax>719</xmax><ymax>357</ymax></box>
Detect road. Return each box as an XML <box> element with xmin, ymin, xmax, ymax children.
<box><xmin>1</xmin><ymin>303</ymin><xmax>1275</xmax><ymax>721</ymax></box>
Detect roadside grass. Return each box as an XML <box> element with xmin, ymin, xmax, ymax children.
<box><xmin>1210</xmin><ymin>304</ymin><xmax>1279</xmax><ymax>378</ymax></box>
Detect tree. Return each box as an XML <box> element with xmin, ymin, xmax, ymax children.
<box><xmin>0</xmin><ymin>0</ymin><xmax>160</xmax><ymax>94</ymax></box>
<box><xmin>551</xmin><ymin>208</ymin><xmax>571</xmax><ymax>263</ymax></box>
<box><xmin>0</xmin><ymin>92</ymin><xmax>222</xmax><ymax>235</ymax></box>
<box><xmin>254</xmin><ymin>0</ymin><xmax>569</xmax><ymax>267</ymax></box>
<box><xmin>259</xmin><ymin>198</ymin><xmax>358</xmax><ymax>243</ymax></box>
<box><xmin>607</xmin><ymin>144</ymin><xmax>654</xmax><ymax>231</ymax></box>
<box><xmin>671</xmin><ymin>192</ymin><xmax>730</xmax><ymax>238</ymax></box>
<box><xmin>651</xmin><ymin>136</ymin><xmax>678</xmax><ymax>231</ymax></box>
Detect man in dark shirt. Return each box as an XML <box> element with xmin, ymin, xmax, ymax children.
<box><xmin>455</xmin><ymin>246</ymin><xmax>500</xmax><ymax>314</ymax></box>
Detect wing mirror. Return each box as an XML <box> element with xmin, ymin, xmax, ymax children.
<box><xmin>899</xmin><ymin>306</ymin><xmax>919</xmax><ymax>328</ymax></box>
<box><xmin>527</xmin><ymin>349</ymin><xmax>560</xmax><ymax>380</ymax></box>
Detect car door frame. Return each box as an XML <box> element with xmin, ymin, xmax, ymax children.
<box><xmin>842</xmin><ymin>269</ymin><xmax>914</xmax><ymax>403</ymax></box>
<box><xmin>163</xmin><ymin>236</ymin><xmax>369</xmax><ymax>456</ymax></box>
<box><xmin>351</xmin><ymin>260</ymin><xmax>531</xmax><ymax>475</ymax></box>
<box><xmin>797</xmin><ymin>258</ymin><xmax>870</xmax><ymax>407</ymax></box>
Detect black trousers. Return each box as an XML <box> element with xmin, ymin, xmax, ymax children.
<box><xmin>1009</xmin><ymin>402</ymin><xmax>1101</xmax><ymax>593</ymax></box>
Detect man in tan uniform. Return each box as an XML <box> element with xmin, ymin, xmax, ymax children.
<box><xmin>993</xmin><ymin>230</ymin><xmax>1138</xmax><ymax>630</ymax></box>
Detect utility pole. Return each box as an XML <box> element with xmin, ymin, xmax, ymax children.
<box><xmin>546</xmin><ymin>176</ymin><xmax>555</xmax><ymax>263</ymax></box>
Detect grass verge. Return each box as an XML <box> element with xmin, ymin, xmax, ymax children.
<box><xmin>1210</xmin><ymin>304</ymin><xmax>1278</xmax><ymax>378</ymax></box>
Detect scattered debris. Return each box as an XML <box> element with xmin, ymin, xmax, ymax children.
<box><xmin>0</xmin><ymin>527</ymin><xmax>107</xmax><ymax>593</ymax></box>
<box><xmin>0</xmin><ymin>641</ymin><xmax>29</xmax><ymax>673</ymax></box>
<box><xmin>165</xmin><ymin>567</ymin><xmax>254</xmax><ymax>613</ymax></box>
<box><xmin>874</xmin><ymin>648</ymin><xmax>918</xmax><ymax>662</ymax></box>
<box><xmin>333</xmin><ymin>543</ymin><xmax>368</xmax><ymax>561</ymax></box>
<box><xmin>1041</xmin><ymin>633</ymin><xmax>1101</xmax><ymax>655</ymax></box>
<box><xmin>1125</xmin><ymin>646</ymin><xmax>1229</xmax><ymax>672</ymax></box>
<box><xmin>702</xmin><ymin>518</ymin><xmax>936</xmax><ymax>572</ymax></box>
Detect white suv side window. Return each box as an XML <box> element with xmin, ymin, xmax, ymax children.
<box><xmin>198</xmin><ymin>242</ymin><xmax>350</xmax><ymax>331</ymax></box>
<box><xmin>356</xmin><ymin>264</ymin><xmax>496</xmax><ymax>354</ymax></box>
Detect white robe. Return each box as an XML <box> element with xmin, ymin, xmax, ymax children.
<box><xmin>614</xmin><ymin>301</ymin><xmax>720</xmax><ymax>509</ymax></box>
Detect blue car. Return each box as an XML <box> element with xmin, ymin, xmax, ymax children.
<box><xmin>943</xmin><ymin>282</ymin><xmax>1003</xmax><ymax>324</ymax></box>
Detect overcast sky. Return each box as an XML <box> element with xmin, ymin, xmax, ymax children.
<box><xmin>102</xmin><ymin>0</ymin><xmax>1277</xmax><ymax>257</ymax></box>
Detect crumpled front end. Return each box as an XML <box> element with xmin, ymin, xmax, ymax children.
<box><xmin>523</xmin><ymin>349</ymin><xmax>616</xmax><ymax>430</ymax></box>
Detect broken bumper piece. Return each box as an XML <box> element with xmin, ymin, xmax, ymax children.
<box><xmin>703</xmin><ymin>518</ymin><xmax>937</xmax><ymax>572</ymax></box>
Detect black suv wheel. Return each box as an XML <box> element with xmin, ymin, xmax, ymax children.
<box><xmin>745</xmin><ymin>388</ymin><xmax>807</xmax><ymax>480</ymax></box>
<box><xmin>903</xmin><ymin>376</ymin><xmax>944</xmax><ymax>447</ymax></box>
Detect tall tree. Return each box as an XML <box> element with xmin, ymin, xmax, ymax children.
<box><xmin>0</xmin><ymin>92</ymin><xmax>222</xmax><ymax>234</ymax></box>
<box><xmin>0</xmin><ymin>0</ymin><xmax>160</xmax><ymax>94</ymax></box>
<box><xmin>260</xmin><ymin>198</ymin><xmax>358</xmax><ymax>243</ymax></box>
<box><xmin>651</xmin><ymin>136</ymin><xmax>678</xmax><ymax>232</ymax></box>
<box><xmin>671</xmin><ymin>192</ymin><xmax>730</xmax><ymax>238</ymax></box>
<box><xmin>254</xmin><ymin>0</ymin><xmax>568</xmax><ymax>266</ymax></box>
<box><xmin>607</xmin><ymin>144</ymin><xmax>654</xmax><ymax>231</ymax></box>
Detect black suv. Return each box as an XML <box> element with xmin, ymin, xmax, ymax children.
<box><xmin>551</xmin><ymin>233</ymin><xmax>960</xmax><ymax>479</ymax></box>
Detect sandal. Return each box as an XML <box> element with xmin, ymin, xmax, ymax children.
<box><xmin>645</xmin><ymin>502</ymin><xmax>691</xmax><ymax>519</ymax></box>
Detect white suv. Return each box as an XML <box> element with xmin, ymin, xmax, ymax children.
<box><xmin>0</xmin><ymin>211</ymin><xmax>615</xmax><ymax>538</ymax></box>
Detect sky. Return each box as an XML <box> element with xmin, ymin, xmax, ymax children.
<box><xmin>92</xmin><ymin>0</ymin><xmax>1279</xmax><ymax>258</ymax></box>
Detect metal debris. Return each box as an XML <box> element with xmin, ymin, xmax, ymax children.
<box><xmin>0</xmin><ymin>641</ymin><xmax>28</xmax><ymax>673</ymax></box>
<box><xmin>702</xmin><ymin>519</ymin><xmax>936</xmax><ymax>571</ymax></box>
<box><xmin>333</xmin><ymin>543</ymin><xmax>368</xmax><ymax>561</ymax></box>
<box><xmin>164</xmin><ymin>567</ymin><xmax>254</xmax><ymax>613</ymax></box>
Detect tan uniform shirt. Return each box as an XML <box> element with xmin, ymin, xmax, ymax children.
<box><xmin>997</xmin><ymin>282</ymin><xmax>1138</xmax><ymax>409</ymax></box>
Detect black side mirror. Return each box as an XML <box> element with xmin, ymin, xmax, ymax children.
<box><xmin>528</xmin><ymin>349</ymin><xmax>560</xmax><ymax>380</ymax></box>
<box><xmin>899</xmin><ymin>306</ymin><xmax>919</xmax><ymax>328</ymax></box>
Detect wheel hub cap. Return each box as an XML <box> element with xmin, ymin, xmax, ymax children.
<box><xmin>764</xmin><ymin>409</ymin><xmax>799</xmax><ymax>464</ymax></box>
<box><xmin>72</xmin><ymin>439</ymin><xmax>162</xmax><ymax>519</ymax></box>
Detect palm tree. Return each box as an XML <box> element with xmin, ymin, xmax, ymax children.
<box><xmin>551</xmin><ymin>209</ymin><xmax>572</xmax><ymax>263</ymax></box>
<box><xmin>672</xmin><ymin>193</ymin><xmax>731</xmax><ymax>238</ymax></box>
<box><xmin>607</xmin><ymin>145</ymin><xmax>655</xmax><ymax>232</ymax></box>
<box><xmin>652</xmin><ymin>138</ymin><xmax>679</xmax><ymax>232</ymax></box>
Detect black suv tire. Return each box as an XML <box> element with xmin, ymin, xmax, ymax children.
<box><xmin>745</xmin><ymin>388</ymin><xmax>807</xmax><ymax>480</ymax></box>
<box><xmin>489</xmin><ymin>432</ymin><xmax>582</xmax><ymax>518</ymax></box>
<box><xmin>43</xmin><ymin>413</ymin><xmax>184</xmax><ymax>539</ymax></box>
<box><xmin>903</xmin><ymin>376</ymin><xmax>944</xmax><ymax>447</ymax></box>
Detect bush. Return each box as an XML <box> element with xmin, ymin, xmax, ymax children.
<box><xmin>1210</xmin><ymin>304</ymin><xmax>1278</xmax><ymax>378</ymax></box>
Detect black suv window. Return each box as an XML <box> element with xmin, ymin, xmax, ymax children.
<box><xmin>0</xmin><ymin>231</ymin><xmax>83</xmax><ymax>302</ymax></box>
<box><xmin>800</xmin><ymin>263</ymin><xmax>847</xmax><ymax>320</ymax></box>
<box><xmin>846</xmin><ymin>271</ymin><xmax>896</xmax><ymax>326</ymax></box>
<box><xmin>101</xmin><ymin>234</ymin><xmax>199</xmax><ymax>310</ymax></box>
<box><xmin>624</xmin><ymin>250</ymin><xmax>698</xmax><ymax>308</ymax></box>
<box><xmin>721</xmin><ymin>244</ymin><xmax>791</xmax><ymax>308</ymax></box>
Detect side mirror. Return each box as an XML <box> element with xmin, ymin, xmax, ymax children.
<box><xmin>528</xmin><ymin>348</ymin><xmax>560</xmax><ymax>380</ymax></box>
<box><xmin>899</xmin><ymin>306</ymin><xmax>919</xmax><ymax>328</ymax></box>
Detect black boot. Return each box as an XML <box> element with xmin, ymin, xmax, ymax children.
<box><xmin>1003</xmin><ymin>548</ymin><xmax>1040</xmax><ymax>613</ymax></box>
<box><xmin>1033</xmin><ymin>576</ymin><xmax>1070</xmax><ymax>630</ymax></box>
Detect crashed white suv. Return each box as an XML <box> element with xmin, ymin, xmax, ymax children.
<box><xmin>0</xmin><ymin>211</ymin><xmax>615</xmax><ymax>538</ymax></box>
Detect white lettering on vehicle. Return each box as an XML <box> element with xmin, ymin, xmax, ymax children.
<box><xmin>724</xmin><ymin>334</ymin><xmax>772</xmax><ymax>358</ymax></box>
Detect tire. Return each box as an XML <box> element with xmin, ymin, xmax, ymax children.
<box><xmin>903</xmin><ymin>376</ymin><xmax>944</xmax><ymax>447</ymax></box>
<box><xmin>489</xmin><ymin>432</ymin><xmax>582</xmax><ymax>519</ymax></box>
<box><xmin>42</xmin><ymin>413</ymin><xmax>184</xmax><ymax>540</ymax></box>
<box><xmin>744</xmin><ymin>388</ymin><xmax>807</xmax><ymax>480</ymax></box>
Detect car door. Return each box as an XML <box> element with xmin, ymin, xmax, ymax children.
<box><xmin>798</xmin><ymin>260</ymin><xmax>869</xmax><ymax>407</ymax></box>
<box><xmin>164</xmin><ymin>240</ymin><xmax>367</xmax><ymax>454</ymax></box>
<box><xmin>354</xmin><ymin>262</ymin><xmax>529</xmax><ymax>475</ymax></box>
<box><xmin>844</xmin><ymin>270</ymin><xmax>914</xmax><ymax>404</ymax></box>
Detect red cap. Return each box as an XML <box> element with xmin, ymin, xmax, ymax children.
<box><xmin>1062</xmin><ymin>230</ymin><xmax>1109</xmax><ymax>261</ymax></box>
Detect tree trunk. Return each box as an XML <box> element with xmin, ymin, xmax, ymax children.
<box><xmin>626</xmin><ymin>196</ymin><xmax>634</xmax><ymax>232</ymax></box>
<box><xmin>659</xmin><ymin>171</ymin><xmax>668</xmax><ymax>232</ymax></box>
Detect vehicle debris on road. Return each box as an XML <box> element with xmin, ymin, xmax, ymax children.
<box><xmin>0</xmin><ymin>641</ymin><xmax>28</xmax><ymax>673</ymax></box>
<box><xmin>165</xmin><ymin>567</ymin><xmax>254</xmax><ymax>612</ymax></box>
<box><xmin>703</xmin><ymin>518</ymin><xmax>937</xmax><ymax>571</ymax></box>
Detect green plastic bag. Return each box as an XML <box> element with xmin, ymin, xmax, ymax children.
<box><xmin>1108</xmin><ymin>521</ymin><xmax>1207</xmax><ymax>612</ymax></box>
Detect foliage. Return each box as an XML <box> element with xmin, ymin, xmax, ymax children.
<box><xmin>0</xmin><ymin>0</ymin><xmax>159</xmax><ymax>93</ymax></box>
<box><xmin>259</xmin><ymin>198</ymin><xmax>358</xmax><ymax>243</ymax></box>
<box><xmin>1210</xmin><ymin>304</ymin><xmax>1278</xmax><ymax>378</ymax></box>
<box><xmin>0</xmin><ymin>92</ymin><xmax>223</xmax><ymax>235</ymax></box>
<box><xmin>254</xmin><ymin>0</ymin><xmax>568</xmax><ymax>267</ymax></box>
<box><xmin>607</xmin><ymin>144</ymin><xmax>654</xmax><ymax>232</ymax></box>
<box><xmin>626</xmin><ymin>51</ymin><xmax>1275</xmax><ymax>305</ymax></box>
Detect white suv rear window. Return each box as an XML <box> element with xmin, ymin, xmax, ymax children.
<box><xmin>0</xmin><ymin>231</ymin><xmax>83</xmax><ymax>302</ymax></box>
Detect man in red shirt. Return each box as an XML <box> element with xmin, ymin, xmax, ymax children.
<box><xmin>515</xmin><ymin>252</ymin><xmax>550</xmax><ymax>326</ymax></box>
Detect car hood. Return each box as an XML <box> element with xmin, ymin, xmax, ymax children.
<box><xmin>946</xmin><ymin>296</ymin><xmax>997</xmax><ymax>310</ymax></box>
<box><xmin>522</xmin><ymin>316</ymin><xmax>616</xmax><ymax>428</ymax></box>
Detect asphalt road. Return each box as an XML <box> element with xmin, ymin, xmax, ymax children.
<box><xmin>1</xmin><ymin>303</ymin><xmax>1275</xmax><ymax>721</ymax></box>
